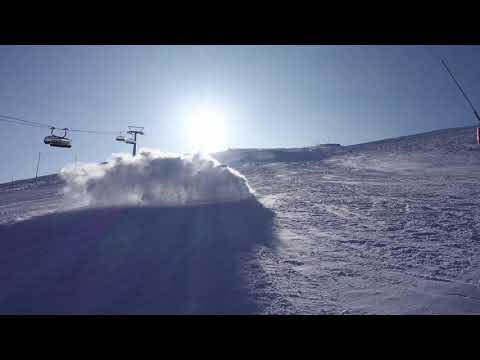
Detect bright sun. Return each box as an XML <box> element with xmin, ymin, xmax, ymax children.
<box><xmin>187</xmin><ymin>108</ymin><xmax>227</xmax><ymax>154</ymax></box>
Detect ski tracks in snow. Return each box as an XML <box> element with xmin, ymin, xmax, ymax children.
<box><xmin>239</xmin><ymin>156</ymin><xmax>480</xmax><ymax>314</ymax></box>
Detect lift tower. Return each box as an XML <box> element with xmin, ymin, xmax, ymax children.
<box><xmin>126</xmin><ymin>126</ymin><xmax>144</xmax><ymax>156</ymax></box>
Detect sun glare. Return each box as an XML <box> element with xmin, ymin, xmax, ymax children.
<box><xmin>187</xmin><ymin>108</ymin><xmax>227</xmax><ymax>154</ymax></box>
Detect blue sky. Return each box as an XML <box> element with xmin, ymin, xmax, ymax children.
<box><xmin>1</xmin><ymin>45</ymin><xmax>480</xmax><ymax>183</ymax></box>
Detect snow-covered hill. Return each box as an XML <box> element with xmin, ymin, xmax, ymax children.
<box><xmin>2</xmin><ymin>126</ymin><xmax>480</xmax><ymax>314</ymax></box>
<box><xmin>330</xmin><ymin>126</ymin><xmax>480</xmax><ymax>176</ymax></box>
<box><xmin>213</xmin><ymin>143</ymin><xmax>343</xmax><ymax>165</ymax></box>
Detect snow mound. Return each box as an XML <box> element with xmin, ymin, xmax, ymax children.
<box><xmin>60</xmin><ymin>149</ymin><xmax>254</xmax><ymax>207</ymax></box>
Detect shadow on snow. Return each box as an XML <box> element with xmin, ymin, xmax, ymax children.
<box><xmin>0</xmin><ymin>198</ymin><xmax>276</xmax><ymax>314</ymax></box>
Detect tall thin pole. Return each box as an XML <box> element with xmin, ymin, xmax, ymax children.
<box><xmin>442</xmin><ymin>59</ymin><xmax>480</xmax><ymax>123</ymax></box>
<box><xmin>35</xmin><ymin>152</ymin><xmax>41</xmax><ymax>180</ymax></box>
<box><xmin>133</xmin><ymin>132</ymin><xmax>137</xmax><ymax>156</ymax></box>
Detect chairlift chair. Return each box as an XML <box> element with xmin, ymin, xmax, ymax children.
<box><xmin>44</xmin><ymin>128</ymin><xmax>72</xmax><ymax>148</ymax></box>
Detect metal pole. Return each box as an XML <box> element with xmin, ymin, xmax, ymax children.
<box><xmin>133</xmin><ymin>132</ymin><xmax>137</xmax><ymax>156</ymax></box>
<box><xmin>442</xmin><ymin>59</ymin><xmax>480</xmax><ymax>123</ymax></box>
<box><xmin>35</xmin><ymin>152</ymin><xmax>41</xmax><ymax>180</ymax></box>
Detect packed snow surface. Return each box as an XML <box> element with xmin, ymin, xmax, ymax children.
<box><xmin>1</xmin><ymin>126</ymin><xmax>480</xmax><ymax>314</ymax></box>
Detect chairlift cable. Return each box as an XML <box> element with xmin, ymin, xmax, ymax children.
<box><xmin>0</xmin><ymin>114</ymin><xmax>124</xmax><ymax>134</ymax></box>
<box><xmin>1</xmin><ymin>113</ymin><xmax>141</xmax><ymax>151</ymax></box>
<box><xmin>0</xmin><ymin>114</ymin><xmax>53</xmax><ymax>128</ymax></box>
<box><xmin>0</xmin><ymin>117</ymin><xmax>49</xmax><ymax>129</ymax></box>
<box><xmin>70</xmin><ymin>128</ymin><xmax>124</xmax><ymax>134</ymax></box>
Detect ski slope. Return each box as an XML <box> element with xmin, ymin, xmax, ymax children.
<box><xmin>2</xmin><ymin>126</ymin><xmax>480</xmax><ymax>314</ymax></box>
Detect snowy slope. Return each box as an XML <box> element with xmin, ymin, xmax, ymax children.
<box><xmin>2</xmin><ymin>126</ymin><xmax>480</xmax><ymax>314</ymax></box>
<box><xmin>0</xmin><ymin>175</ymin><xmax>67</xmax><ymax>225</ymax></box>
<box><xmin>213</xmin><ymin>143</ymin><xmax>343</xmax><ymax>165</ymax></box>
<box><xmin>329</xmin><ymin>126</ymin><xmax>480</xmax><ymax>176</ymax></box>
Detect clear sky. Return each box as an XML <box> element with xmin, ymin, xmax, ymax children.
<box><xmin>1</xmin><ymin>45</ymin><xmax>480</xmax><ymax>183</ymax></box>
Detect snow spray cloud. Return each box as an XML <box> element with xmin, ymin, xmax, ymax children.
<box><xmin>60</xmin><ymin>149</ymin><xmax>255</xmax><ymax>207</ymax></box>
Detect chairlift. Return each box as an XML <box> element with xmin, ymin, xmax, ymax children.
<box><xmin>44</xmin><ymin>127</ymin><xmax>72</xmax><ymax>148</ymax></box>
<box><xmin>116</xmin><ymin>135</ymin><xmax>126</xmax><ymax>142</ymax></box>
<box><xmin>125</xmin><ymin>138</ymin><xmax>136</xmax><ymax>145</ymax></box>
